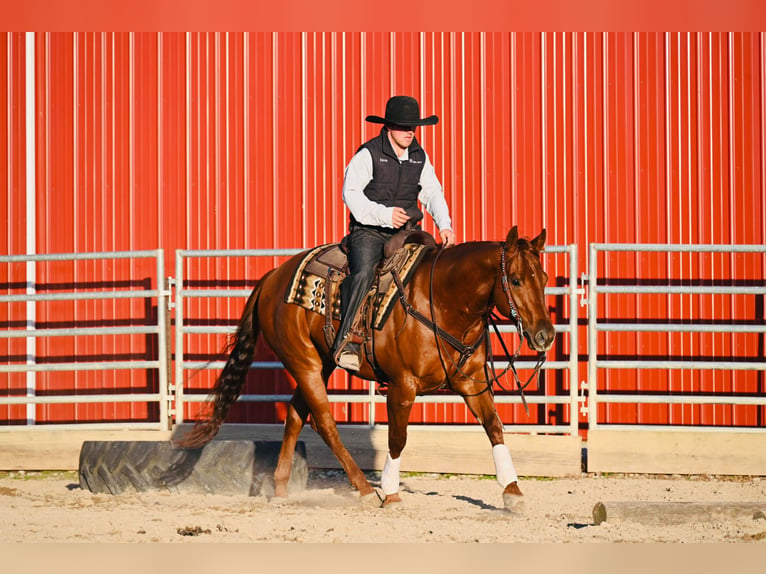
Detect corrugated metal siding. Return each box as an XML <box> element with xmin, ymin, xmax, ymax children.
<box><xmin>1</xmin><ymin>33</ymin><xmax>28</xmax><ymax>425</ymax></box>
<box><xmin>1</xmin><ymin>32</ymin><xmax>764</xmax><ymax>428</ymax></box>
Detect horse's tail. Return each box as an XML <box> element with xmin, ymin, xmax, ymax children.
<box><xmin>174</xmin><ymin>278</ymin><xmax>264</xmax><ymax>449</ymax></box>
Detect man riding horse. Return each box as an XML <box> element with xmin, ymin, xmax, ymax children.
<box><xmin>333</xmin><ymin>95</ymin><xmax>456</xmax><ymax>371</ymax></box>
<box><xmin>177</xmin><ymin>96</ymin><xmax>556</xmax><ymax>511</ymax></box>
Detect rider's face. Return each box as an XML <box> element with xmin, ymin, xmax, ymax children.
<box><xmin>387</xmin><ymin>125</ymin><xmax>416</xmax><ymax>155</ymax></box>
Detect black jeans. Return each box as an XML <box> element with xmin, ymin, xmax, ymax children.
<box><xmin>334</xmin><ymin>225</ymin><xmax>396</xmax><ymax>353</ymax></box>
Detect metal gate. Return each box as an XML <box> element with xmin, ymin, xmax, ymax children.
<box><xmin>0</xmin><ymin>250</ymin><xmax>171</xmax><ymax>430</ymax></box>
<box><xmin>586</xmin><ymin>242</ymin><xmax>766</xmax><ymax>430</ymax></box>
<box><xmin>3</xmin><ymin>242</ymin><xmax>764</xmax><ymax>437</ymax></box>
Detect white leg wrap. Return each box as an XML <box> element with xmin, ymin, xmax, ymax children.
<box><xmin>381</xmin><ymin>453</ymin><xmax>402</xmax><ymax>495</ymax></box>
<box><xmin>492</xmin><ymin>444</ymin><xmax>518</xmax><ymax>488</ymax></box>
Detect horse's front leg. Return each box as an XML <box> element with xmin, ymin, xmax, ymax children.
<box><xmin>382</xmin><ymin>383</ymin><xmax>416</xmax><ymax>506</ymax></box>
<box><xmin>461</xmin><ymin>390</ymin><xmax>524</xmax><ymax>511</ymax></box>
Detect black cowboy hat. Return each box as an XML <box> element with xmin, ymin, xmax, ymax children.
<box><xmin>365</xmin><ymin>95</ymin><xmax>439</xmax><ymax>127</ymax></box>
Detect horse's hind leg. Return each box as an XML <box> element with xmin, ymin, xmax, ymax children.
<box><xmin>293</xmin><ymin>370</ymin><xmax>379</xmax><ymax>504</ymax></box>
<box><xmin>273</xmin><ymin>389</ymin><xmax>310</xmax><ymax>499</ymax></box>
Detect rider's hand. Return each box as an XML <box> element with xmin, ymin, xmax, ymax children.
<box><xmin>391</xmin><ymin>207</ymin><xmax>411</xmax><ymax>229</ymax></box>
<box><xmin>439</xmin><ymin>228</ymin><xmax>456</xmax><ymax>248</ymax></box>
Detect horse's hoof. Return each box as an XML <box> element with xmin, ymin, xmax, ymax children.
<box><xmin>502</xmin><ymin>492</ymin><xmax>525</xmax><ymax>512</ymax></box>
<box><xmin>502</xmin><ymin>481</ymin><xmax>525</xmax><ymax>512</ymax></box>
<box><xmin>382</xmin><ymin>493</ymin><xmax>402</xmax><ymax>508</ymax></box>
<box><xmin>269</xmin><ymin>495</ymin><xmax>289</xmax><ymax>506</ymax></box>
<box><xmin>359</xmin><ymin>490</ymin><xmax>383</xmax><ymax>508</ymax></box>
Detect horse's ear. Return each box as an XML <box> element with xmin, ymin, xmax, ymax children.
<box><xmin>531</xmin><ymin>229</ymin><xmax>547</xmax><ymax>252</ymax></box>
<box><xmin>504</xmin><ymin>226</ymin><xmax>519</xmax><ymax>250</ymax></box>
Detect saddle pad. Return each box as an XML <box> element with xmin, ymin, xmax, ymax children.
<box><xmin>284</xmin><ymin>242</ymin><xmax>429</xmax><ymax>330</ymax></box>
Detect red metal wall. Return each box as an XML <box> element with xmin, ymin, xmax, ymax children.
<box><xmin>1</xmin><ymin>33</ymin><xmax>27</xmax><ymax>425</ymax></box>
<box><xmin>2</xmin><ymin>32</ymin><xmax>764</xmax><ymax>428</ymax></box>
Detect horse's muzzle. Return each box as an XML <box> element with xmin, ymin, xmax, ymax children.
<box><xmin>529</xmin><ymin>326</ymin><xmax>556</xmax><ymax>352</ymax></box>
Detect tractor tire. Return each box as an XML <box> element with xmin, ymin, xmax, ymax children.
<box><xmin>78</xmin><ymin>440</ymin><xmax>307</xmax><ymax>496</ymax></box>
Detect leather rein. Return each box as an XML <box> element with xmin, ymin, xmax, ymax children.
<box><xmin>391</xmin><ymin>243</ymin><xmax>547</xmax><ymax>414</ymax></box>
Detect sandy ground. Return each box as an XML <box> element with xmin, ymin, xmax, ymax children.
<box><xmin>1</xmin><ymin>470</ymin><xmax>765</xmax><ymax>543</ymax></box>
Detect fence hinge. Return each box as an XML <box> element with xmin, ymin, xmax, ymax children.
<box><xmin>579</xmin><ymin>380</ymin><xmax>589</xmax><ymax>417</ymax></box>
<box><xmin>165</xmin><ymin>276</ymin><xmax>176</xmax><ymax>310</ymax></box>
<box><xmin>166</xmin><ymin>383</ymin><xmax>177</xmax><ymax>416</ymax></box>
<box><xmin>578</xmin><ymin>273</ymin><xmax>589</xmax><ymax>307</ymax></box>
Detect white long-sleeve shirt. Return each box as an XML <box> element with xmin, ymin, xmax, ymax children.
<box><xmin>341</xmin><ymin>147</ymin><xmax>453</xmax><ymax>231</ymax></box>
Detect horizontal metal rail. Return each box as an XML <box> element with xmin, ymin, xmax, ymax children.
<box><xmin>182</xmin><ymin>358</ymin><xmax>573</xmax><ymax>371</ymax></box>
<box><xmin>0</xmin><ymin>422</ymin><xmax>167</xmax><ymax>432</ymax></box>
<box><xmin>0</xmin><ymin>326</ymin><xmax>160</xmax><ymax>338</ymax></box>
<box><xmin>0</xmin><ymin>250</ymin><xmax>164</xmax><ymax>263</ymax></box>
<box><xmin>589</xmin><ymin>243</ymin><xmax>766</xmax><ymax>253</ymax></box>
<box><xmin>175</xmin><ymin>244</ymin><xmax>580</xmax><ymax>434</ymax></box>
<box><xmin>0</xmin><ymin>250</ymin><xmax>170</xmax><ymax>430</ymax></box>
<box><xmin>597</xmin><ymin>323</ymin><xmax>766</xmax><ymax>333</ymax></box>
<box><xmin>178</xmin><ymin>393</ymin><xmax>575</xmax><ymax>404</ymax></box>
<box><xmin>594</xmin><ymin>360</ymin><xmax>766</xmax><ymax>371</ymax></box>
<box><xmin>1</xmin><ymin>361</ymin><xmax>161</xmax><ymax>373</ymax></box>
<box><xmin>587</xmin><ymin>242</ymin><xmax>766</xmax><ymax>431</ymax></box>
<box><xmin>594</xmin><ymin>285</ymin><xmax>766</xmax><ymax>295</ymax></box>
<box><xmin>586</xmin><ymin>394</ymin><xmax>766</xmax><ymax>406</ymax></box>
<box><xmin>585</xmin><ymin>424</ymin><xmax>766</xmax><ymax>434</ymax></box>
<box><xmin>0</xmin><ymin>290</ymin><xmax>162</xmax><ymax>303</ymax></box>
<box><xmin>0</xmin><ymin>393</ymin><xmax>164</xmax><ymax>405</ymax></box>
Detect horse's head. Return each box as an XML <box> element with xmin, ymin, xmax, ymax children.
<box><xmin>495</xmin><ymin>226</ymin><xmax>556</xmax><ymax>352</ymax></box>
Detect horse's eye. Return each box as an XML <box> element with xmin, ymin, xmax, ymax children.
<box><xmin>511</xmin><ymin>278</ymin><xmax>521</xmax><ymax>287</ymax></box>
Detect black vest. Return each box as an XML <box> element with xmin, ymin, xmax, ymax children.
<box><xmin>351</xmin><ymin>128</ymin><xmax>426</xmax><ymax>228</ymax></box>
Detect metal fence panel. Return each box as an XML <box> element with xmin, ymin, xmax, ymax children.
<box><xmin>587</xmin><ymin>243</ymin><xmax>766</xmax><ymax>430</ymax></box>
<box><xmin>0</xmin><ymin>250</ymin><xmax>171</xmax><ymax>430</ymax></box>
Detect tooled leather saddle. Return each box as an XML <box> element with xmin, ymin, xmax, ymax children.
<box><xmin>284</xmin><ymin>229</ymin><xmax>437</xmax><ymax>350</ymax></box>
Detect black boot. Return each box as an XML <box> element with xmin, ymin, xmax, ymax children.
<box><xmin>333</xmin><ymin>275</ymin><xmax>368</xmax><ymax>371</ymax></box>
<box><xmin>333</xmin><ymin>225</ymin><xmax>389</xmax><ymax>371</ymax></box>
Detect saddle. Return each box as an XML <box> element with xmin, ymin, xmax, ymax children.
<box><xmin>284</xmin><ymin>229</ymin><xmax>437</xmax><ymax>351</ymax></box>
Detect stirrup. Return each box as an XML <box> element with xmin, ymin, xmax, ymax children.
<box><xmin>334</xmin><ymin>339</ymin><xmax>361</xmax><ymax>371</ymax></box>
<box><xmin>336</xmin><ymin>348</ymin><xmax>360</xmax><ymax>371</ymax></box>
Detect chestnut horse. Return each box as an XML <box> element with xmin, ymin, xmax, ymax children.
<box><xmin>177</xmin><ymin>226</ymin><xmax>555</xmax><ymax>509</ymax></box>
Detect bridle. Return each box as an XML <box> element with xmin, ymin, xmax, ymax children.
<box><xmin>489</xmin><ymin>246</ymin><xmax>548</xmax><ymax>412</ymax></box>
<box><xmin>391</xmin><ymin>242</ymin><xmax>548</xmax><ymax>413</ymax></box>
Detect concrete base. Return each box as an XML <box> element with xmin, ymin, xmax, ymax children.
<box><xmin>172</xmin><ymin>423</ymin><xmax>583</xmax><ymax>477</ymax></box>
<box><xmin>587</xmin><ymin>429</ymin><xmax>766</xmax><ymax>476</ymax></box>
<box><xmin>0</xmin><ymin>424</ymin><xmax>583</xmax><ymax>477</ymax></box>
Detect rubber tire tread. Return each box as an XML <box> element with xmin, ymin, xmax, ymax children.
<box><xmin>78</xmin><ymin>440</ymin><xmax>308</xmax><ymax>496</ymax></box>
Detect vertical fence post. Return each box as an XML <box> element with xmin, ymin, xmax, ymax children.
<box><xmin>174</xmin><ymin>250</ymin><xmax>185</xmax><ymax>425</ymax></box>
<box><xmin>588</xmin><ymin>243</ymin><xmax>599</xmax><ymax>431</ymax></box>
<box><xmin>568</xmin><ymin>243</ymin><xmax>579</xmax><ymax>437</ymax></box>
<box><xmin>368</xmin><ymin>380</ymin><xmax>376</xmax><ymax>429</ymax></box>
<box><xmin>25</xmin><ymin>32</ymin><xmax>37</xmax><ymax>425</ymax></box>
<box><xmin>164</xmin><ymin>276</ymin><xmax>174</xmax><ymax>429</ymax></box>
<box><xmin>156</xmin><ymin>250</ymin><xmax>170</xmax><ymax>430</ymax></box>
